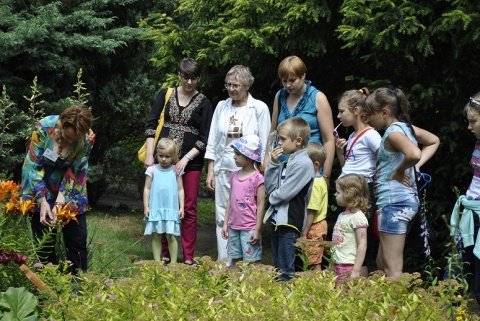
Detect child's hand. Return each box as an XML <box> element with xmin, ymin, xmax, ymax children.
<box><xmin>221</xmin><ymin>225</ymin><xmax>229</xmax><ymax>240</ymax></box>
<box><xmin>350</xmin><ymin>270</ymin><xmax>360</xmax><ymax>279</ymax></box>
<box><xmin>178</xmin><ymin>209</ymin><xmax>184</xmax><ymax>220</ymax></box>
<box><xmin>300</xmin><ymin>231</ymin><xmax>308</xmax><ymax>239</ymax></box>
<box><xmin>390</xmin><ymin>169</ymin><xmax>410</xmax><ymax>186</ymax></box>
<box><xmin>335</xmin><ymin>138</ymin><xmax>347</xmax><ymax>152</ymax></box>
<box><xmin>249</xmin><ymin>231</ymin><xmax>261</xmax><ymax>245</ymax></box>
<box><xmin>270</xmin><ymin>146</ymin><xmax>283</xmax><ymax>164</ymax></box>
<box><xmin>144</xmin><ymin>208</ymin><xmax>149</xmax><ymax>219</ymax></box>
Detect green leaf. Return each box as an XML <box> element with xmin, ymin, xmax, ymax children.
<box><xmin>0</xmin><ymin>287</ymin><xmax>38</xmax><ymax>321</ymax></box>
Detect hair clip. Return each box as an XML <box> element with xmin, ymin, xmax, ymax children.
<box><xmin>391</xmin><ymin>89</ymin><xmax>397</xmax><ymax>96</ymax></box>
<box><xmin>469</xmin><ymin>97</ymin><xmax>480</xmax><ymax>107</ymax></box>
<box><xmin>358</xmin><ymin>89</ymin><xmax>363</xmax><ymax>94</ymax></box>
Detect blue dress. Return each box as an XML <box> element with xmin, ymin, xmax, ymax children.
<box><xmin>144</xmin><ymin>165</ymin><xmax>181</xmax><ymax>236</ymax></box>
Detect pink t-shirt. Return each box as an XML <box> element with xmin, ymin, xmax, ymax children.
<box><xmin>228</xmin><ymin>171</ymin><xmax>264</xmax><ymax>230</ymax></box>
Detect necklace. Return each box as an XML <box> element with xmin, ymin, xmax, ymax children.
<box><xmin>55</xmin><ymin>129</ymin><xmax>70</xmax><ymax>159</ymax></box>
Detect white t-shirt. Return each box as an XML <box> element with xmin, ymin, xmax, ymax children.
<box><xmin>339</xmin><ymin>128</ymin><xmax>381</xmax><ymax>183</ymax></box>
<box><xmin>332</xmin><ymin>210</ymin><xmax>369</xmax><ymax>264</ymax></box>
<box><xmin>220</xmin><ymin>105</ymin><xmax>249</xmax><ymax>172</ymax></box>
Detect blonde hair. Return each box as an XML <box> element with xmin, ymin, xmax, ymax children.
<box><xmin>59</xmin><ymin>106</ymin><xmax>93</xmax><ymax>141</ymax></box>
<box><xmin>278</xmin><ymin>56</ymin><xmax>307</xmax><ymax>80</ymax></box>
<box><xmin>336</xmin><ymin>174</ymin><xmax>370</xmax><ymax>215</ymax></box>
<box><xmin>277</xmin><ymin>117</ymin><xmax>311</xmax><ymax>148</ymax></box>
<box><xmin>156</xmin><ymin>138</ymin><xmax>180</xmax><ymax>164</ymax></box>
<box><xmin>307</xmin><ymin>142</ymin><xmax>326</xmax><ymax>167</ymax></box>
<box><xmin>464</xmin><ymin>91</ymin><xmax>480</xmax><ymax>117</ymax></box>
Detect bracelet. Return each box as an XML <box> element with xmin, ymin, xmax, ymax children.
<box><xmin>185</xmin><ymin>154</ymin><xmax>193</xmax><ymax>161</ymax></box>
<box><xmin>322</xmin><ymin>175</ymin><xmax>330</xmax><ymax>180</ymax></box>
<box><xmin>54</xmin><ymin>202</ymin><xmax>65</xmax><ymax>206</ymax></box>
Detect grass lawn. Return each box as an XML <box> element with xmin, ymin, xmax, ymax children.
<box><xmin>87</xmin><ymin>198</ymin><xmax>275</xmax><ymax>271</ymax></box>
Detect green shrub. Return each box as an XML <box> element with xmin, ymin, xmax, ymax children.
<box><xmin>35</xmin><ymin>257</ymin><xmax>476</xmax><ymax>320</ymax></box>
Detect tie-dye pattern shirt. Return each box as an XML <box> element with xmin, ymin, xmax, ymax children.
<box><xmin>21</xmin><ymin>115</ymin><xmax>95</xmax><ymax>214</ymax></box>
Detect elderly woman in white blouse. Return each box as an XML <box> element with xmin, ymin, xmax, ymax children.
<box><xmin>205</xmin><ymin>65</ymin><xmax>271</xmax><ymax>262</ymax></box>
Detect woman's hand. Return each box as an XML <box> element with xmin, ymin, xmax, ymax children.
<box><xmin>206</xmin><ymin>169</ymin><xmax>215</xmax><ymax>190</ymax></box>
<box><xmin>174</xmin><ymin>157</ymin><xmax>189</xmax><ymax>176</ymax></box>
<box><xmin>40</xmin><ymin>199</ymin><xmax>54</xmax><ymax>226</ymax></box>
<box><xmin>144</xmin><ymin>154</ymin><xmax>155</xmax><ymax>168</ymax></box>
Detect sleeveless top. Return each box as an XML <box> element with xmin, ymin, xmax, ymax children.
<box><xmin>277</xmin><ymin>80</ymin><xmax>321</xmax><ymax>144</ymax></box>
<box><xmin>375</xmin><ymin>122</ymin><xmax>418</xmax><ymax>208</ymax></box>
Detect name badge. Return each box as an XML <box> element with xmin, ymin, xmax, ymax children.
<box><xmin>44</xmin><ymin>148</ymin><xmax>59</xmax><ymax>162</ymax></box>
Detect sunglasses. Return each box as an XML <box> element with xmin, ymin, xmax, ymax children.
<box><xmin>333</xmin><ymin>122</ymin><xmax>343</xmax><ymax>139</ymax></box>
<box><xmin>470</xmin><ymin>97</ymin><xmax>480</xmax><ymax>107</ymax></box>
<box><xmin>417</xmin><ymin>171</ymin><xmax>432</xmax><ymax>191</ymax></box>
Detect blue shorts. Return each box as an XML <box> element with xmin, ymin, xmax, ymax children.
<box><xmin>377</xmin><ymin>199</ymin><xmax>418</xmax><ymax>234</ymax></box>
<box><xmin>227</xmin><ymin>228</ymin><xmax>262</xmax><ymax>261</ymax></box>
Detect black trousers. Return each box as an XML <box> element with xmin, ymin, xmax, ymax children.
<box><xmin>31</xmin><ymin>211</ymin><xmax>88</xmax><ymax>274</ymax></box>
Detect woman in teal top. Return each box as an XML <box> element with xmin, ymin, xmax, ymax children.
<box><xmin>270</xmin><ymin>56</ymin><xmax>335</xmax><ymax>185</ymax></box>
<box><xmin>21</xmin><ymin>106</ymin><xmax>95</xmax><ymax>274</ymax></box>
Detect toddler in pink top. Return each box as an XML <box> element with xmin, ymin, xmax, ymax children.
<box><xmin>222</xmin><ymin>135</ymin><xmax>265</xmax><ymax>269</ymax></box>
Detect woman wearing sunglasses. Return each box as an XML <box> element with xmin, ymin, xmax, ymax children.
<box><xmin>269</xmin><ymin>56</ymin><xmax>335</xmax><ymax>186</ymax></box>
<box><xmin>205</xmin><ymin>65</ymin><xmax>271</xmax><ymax>263</ymax></box>
<box><xmin>144</xmin><ymin>57</ymin><xmax>214</xmax><ymax>265</ymax></box>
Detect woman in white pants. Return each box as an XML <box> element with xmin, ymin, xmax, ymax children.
<box><xmin>205</xmin><ymin>65</ymin><xmax>270</xmax><ymax>262</ymax></box>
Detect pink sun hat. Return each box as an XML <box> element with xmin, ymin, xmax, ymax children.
<box><xmin>231</xmin><ymin>134</ymin><xmax>263</xmax><ymax>163</ymax></box>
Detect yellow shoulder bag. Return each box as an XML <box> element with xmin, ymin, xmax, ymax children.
<box><xmin>137</xmin><ymin>88</ymin><xmax>174</xmax><ymax>163</ymax></box>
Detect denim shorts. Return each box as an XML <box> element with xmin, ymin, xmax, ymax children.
<box><xmin>377</xmin><ymin>199</ymin><xmax>419</xmax><ymax>234</ymax></box>
<box><xmin>227</xmin><ymin>229</ymin><xmax>262</xmax><ymax>261</ymax></box>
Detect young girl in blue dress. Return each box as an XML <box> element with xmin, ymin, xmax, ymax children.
<box><xmin>143</xmin><ymin>138</ymin><xmax>185</xmax><ymax>263</ymax></box>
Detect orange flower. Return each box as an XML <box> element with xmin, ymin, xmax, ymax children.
<box><xmin>55</xmin><ymin>202</ymin><xmax>78</xmax><ymax>226</ymax></box>
<box><xmin>17</xmin><ymin>198</ymin><xmax>35</xmax><ymax>216</ymax></box>
<box><xmin>0</xmin><ymin>180</ymin><xmax>16</xmax><ymax>201</ymax></box>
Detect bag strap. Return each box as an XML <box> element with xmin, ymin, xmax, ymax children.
<box><xmin>153</xmin><ymin>88</ymin><xmax>174</xmax><ymax>145</ymax></box>
<box><xmin>345</xmin><ymin>127</ymin><xmax>372</xmax><ymax>159</ymax></box>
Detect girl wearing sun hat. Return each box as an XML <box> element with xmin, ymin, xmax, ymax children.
<box><xmin>221</xmin><ymin>135</ymin><xmax>265</xmax><ymax>268</ymax></box>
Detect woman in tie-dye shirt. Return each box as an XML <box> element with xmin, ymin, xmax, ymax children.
<box><xmin>21</xmin><ymin>106</ymin><xmax>95</xmax><ymax>274</ymax></box>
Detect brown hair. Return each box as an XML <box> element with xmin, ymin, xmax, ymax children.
<box><xmin>336</xmin><ymin>174</ymin><xmax>370</xmax><ymax>215</ymax></box>
<box><xmin>278</xmin><ymin>56</ymin><xmax>307</xmax><ymax>80</ymax></box>
<box><xmin>340</xmin><ymin>87</ymin><xmax>370</xmax><ymax>113</ymax></box>
<box><xmin>59</xmin><ymin>106</ymin><xmax>93</xmax><ymax>140</ymax></box>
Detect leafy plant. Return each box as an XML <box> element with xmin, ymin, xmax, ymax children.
<box><xmin>0</xmin><ymin>287</ymin><xmax>38</xmax><ymax>321</ymax></box>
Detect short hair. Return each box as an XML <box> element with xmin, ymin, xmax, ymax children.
<box><xmin>179</xmin><ymin>58</ymin><xmax>201</xmax><ymax>78</ymax></box>
<box><xmin>59</xmin><ymin>106</ymin><xmax>93</xmax><ymax>140</ymax></box>
<box><xmin>277</xmin><ymin>117</ymin><xmax>311</xmax><ymax>148</ymax></box>
<box><xmin>225</xmin><ymin>65</ymin><xmax>254</xmax><ymax>86</ymax></box>
<box><xmin>156</xmin><ymin>138</ymin><xmax>180</xmax><ymax>164</ymax></box>
<box><xmin>464</xmin><ymin>91</ymin><xmax>480</xmax><ymax>117</ymax></box>
<box><xmin>278</xmin><ymin>56</ymin><xmax>307</xmax><ymax>80</ymax></box>
<box><xmin>307</xmin><ymin>142</ymin><xmax>326</xmax><ymax>167</ymax></box>
<box><xmin>335</xmin><ymin>174</ymin><xmax>370</xmax><ymax>216</ymax></box>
